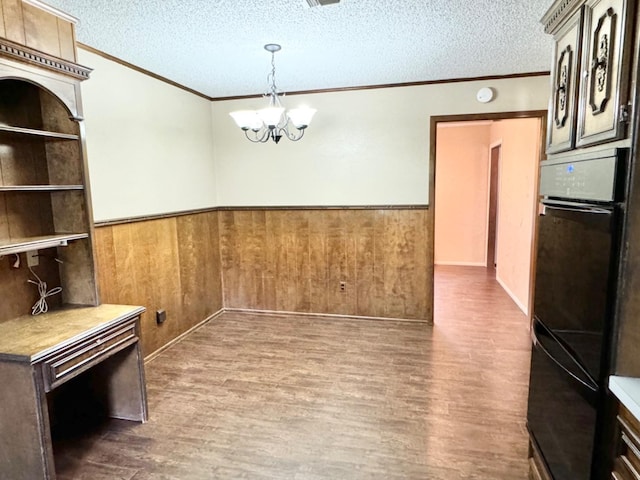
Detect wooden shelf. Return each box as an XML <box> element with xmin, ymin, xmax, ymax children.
<box><xmin>0</xmin><ymin>233</ymin><xmax>89</xmax><ymax>256</ymax></box>
<box><xmin>0</xmin><ymin>73</ymin><xmax>98</xmax><ymax>323</ymax></box>
<box><xmin>0</xmin><ymin>185</ymin><xmax>83</xmax><ymax>192</ymax></box>
<box><xmin>0</xmin><ymin>125</ymin><xmax>78</xmax><ymax>140</ymax></box>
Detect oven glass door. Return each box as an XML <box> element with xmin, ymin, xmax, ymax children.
<box><xmin>528</xmin><ymin>318</ymin><xmax>598</xmax><ymax>480</ymax></box>
<box><xmin>533</xmin><ymin>201</ymin><xmax>616</xmax><ymax>382</ymax></box>
<box><xmin>529</xmin><ymin>200</ymin><xmax>617</xmax><ymax>479</ymax></box>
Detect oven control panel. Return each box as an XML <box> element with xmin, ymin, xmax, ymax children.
<box><xmin>539</xmin><ymin>155</ymin><xmax>618</xmax><ymax>202</ymax></box>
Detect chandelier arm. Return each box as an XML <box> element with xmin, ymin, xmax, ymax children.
<box><xmin>282</xmin><ymin>123</ymin><xmax>305</xmax><ymax>141</ymax></box>
<box><xmin>231</xmin><ymin>43</ymin><xmax>314</xmax><ymax>144</ymax></box>
<box><xmin>244</xmin><ymin>128</ymin><xmax>270</xmax><ymax>143</ymax></box>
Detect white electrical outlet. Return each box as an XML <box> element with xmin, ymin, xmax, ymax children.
<box><xmin>26</xmin><ymin>250</ymin><xmax>39</xmax><ymax>267</ymax></box>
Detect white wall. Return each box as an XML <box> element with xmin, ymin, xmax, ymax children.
<box><xmin>212</xmin><ymin>76</ymin><xmax>549</xmax><ymax>206</ymax></box>
<box><xmin>78</xmin><ymin>48</ymin><xmax>217</xmax><ymax>222</ymax></box>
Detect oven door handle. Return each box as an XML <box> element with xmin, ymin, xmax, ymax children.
<box><xmin>541</xmin><ymin>200</ymin><xmax>612</xmax><ymax>215</ymax></box>
<box><xmin>532</xmin><ymin>324</ymin><xmax>598</xmax><ymax>393</ymax></box>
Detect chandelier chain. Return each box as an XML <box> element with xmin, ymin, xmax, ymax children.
<box><xmin>266</xmin><ymin>51</ymin><xmax>279</xmax><ymax>99</ymax></box>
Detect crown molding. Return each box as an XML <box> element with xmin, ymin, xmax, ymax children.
<box><xmin>0</xmin><ymin>37</ymin><xmax>91</xmax><ymax>80</ymax></box>
<box><xmin>541</xmin><ymin>0</ymin><xmax>584</xmax><ymax>34</ymax></box>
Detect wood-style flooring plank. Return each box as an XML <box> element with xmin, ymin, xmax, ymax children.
<box><xmin>53</xmin><ymin>265</ymin><xmax>531</xmax><ymax>479</ymax></box>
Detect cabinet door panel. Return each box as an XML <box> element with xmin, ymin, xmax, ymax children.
<box><xmin>547</xmin><ymin>8</ymin><xmax>583</xmax><ymax>154</ymax></box>
<box><xmin>577</xmin><ymin>0</ymin><xmax>634</xmax><ymax>147</ymax></box>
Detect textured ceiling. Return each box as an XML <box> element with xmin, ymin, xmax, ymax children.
<box><xmin>43</xmin><ymin>0</ymin><xmax>554</xmax><ymax>99</ymax></box>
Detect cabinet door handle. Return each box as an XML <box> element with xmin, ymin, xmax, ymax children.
<box><xmin>619</xmin><ymin>104</ymin><xmax>630</xmax><ymax>123</ymax></box>
<box><xmin>592</xmin><ymin>57</ymin><xmax>607</xmax><ymax>71</ymax></box>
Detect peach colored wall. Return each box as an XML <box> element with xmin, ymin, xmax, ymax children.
<box><xmin>434</xmin><ymin>124</ymin><xmax>491</xmax><ymax>265</ymax></box>
<box><xmin>434</xmin><ymin>118</ymin><xmax>541</xmax><ymax>315</ymax></box>
<box><xmin>490</xmin><ymin>118</ymin><xmax>541</xmax><ymax>315</ymax></box>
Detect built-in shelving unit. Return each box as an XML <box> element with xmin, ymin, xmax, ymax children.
<box><xmin>0</xmin><ymin>233</ymin><xmax>89</xmax><ymax>256</ymax></box>
<box><xmin>0</xmin><ymin>3</ymin><xmax>147</xmax><ymax>478</ymax></box>
<box><xmin>0</xmin><ymin>73</ymin><xmax>98</xmax><ymax>320</ymax></box>
<box><xmin>0</xmin><ymin>125</ymin><xmax>79</xmax><ymax>140</ymax></box>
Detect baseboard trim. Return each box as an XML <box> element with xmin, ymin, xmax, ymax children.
<box><xmin>496</xmin><ymin>276</ymin><xmax>528</xmax><ymax>315</ymax></box>
<box><xmin>145</xmin><ymin>307</ymin><xmax>432</xmax><ymax>363</ymax></box>
<box><xmin>223</xmin><ymin>307</ymin><xmax>432</xmax><ymax>324</ymax></box>
<box><xmin>144</xmin><ymin>308</ymin><xmax>225</xmax><ymax>363</ymax></box>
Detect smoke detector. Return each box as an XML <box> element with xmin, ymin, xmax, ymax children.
<box><xmin>306</xmin><ymin>0</ymin><xmax>340</xmax><ymax>6</ymax></box>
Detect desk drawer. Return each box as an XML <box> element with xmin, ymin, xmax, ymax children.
<box><xmin>614</xmin><ymin>406</ymin><xmax>640</xmax><ymax>480</ymax></box>
<box><xmin>42</xmin><ymin>319</ymin><xmax>138</xmax><ymax>392</ymax></box>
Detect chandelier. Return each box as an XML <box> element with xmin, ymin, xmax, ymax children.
<box><xmin>229</xmin><ymin>44</ymin><xmax>316</xmax><ymax>144</ymax></box>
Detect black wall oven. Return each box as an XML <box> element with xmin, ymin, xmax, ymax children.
<box><xmin>527</xmin><ymin>149</ymin><xmax>627</xmax><ymax>480</ymax></box>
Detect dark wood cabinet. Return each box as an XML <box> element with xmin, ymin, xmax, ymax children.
<box><xmin>542</xmin><ymin>0</ymin><xmax>635</xmax><ymax>154</ymax></box>
<box><xmin>612</xmin><ymin>404</ymin><xmax>640</xmax><ymax>480</ymax></box>
<box><xmin>533</xmin><ymin>1</ymin><xmax>640</xmax><ymax>478</ymax></box>
<box><xmin>547</xmin><ymin>8</ymin><xmax>584</xmax><ymax>153</ymax></box>
<box><xmin>577</xmin><ymin>0</ymin><xmax>635</xmax><ymax>147</ymax></box>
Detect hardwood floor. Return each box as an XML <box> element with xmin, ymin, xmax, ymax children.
<box><xmin>53</xmin><ymin>265</ymin><xmax>532</xmax><ymax>479</ymax></box>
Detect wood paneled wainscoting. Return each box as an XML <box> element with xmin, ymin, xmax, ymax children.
<box><xmin>94</xmin><ymin>210</ymin><xmax>223</xmax><ymax>358</ymax></box>
<box><xmin>219</xmin><ymin>207</ymin><xmax>432</xmax><ymax>322</ymax></box>
<box><xmin>93</xmin><ymin>207</ymin><xmax>432</xmax><ymax>359</ymax></box>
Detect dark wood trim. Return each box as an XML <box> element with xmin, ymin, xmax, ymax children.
<box><xmin>223</xmin><ymin>308</ymin><xmax>432</xmax><ymax>325</ymax></box>
<box><xmin>77</xmin><ymin>43</ymin><xmax>212</xmax><ymax>101</ymax></box>
<box><xmin>216</xmin><ymin>204</ymin><xmax>429</xmax><ymax>211</ymax></box>
<box><xmin>0</xmin><ymin>37</ymin><xmax>92</xmax><ymax>80</ymax></box>
<box><xmin>77</xmin><ymin>44</ymin><xmax>548</xmax><ymax>101</ymax></box>
<box><xmin>94</xmin><ymin>205</ymin><xmax>430</xmax><ymax>227</ymax></box>
<box><xmin>144</xmin><ymin>308</ymin><xmax>225</xmax><ymax>363</ymax></box>
<box><xmin>212</xmin><ymin>71</ymin><xmax>550</xmax><ymax>101</ymax></box>
<box><xmin>429</xmin><ymin>110</ymin><xmax>548</xmax><ymax>207</ymax></box>
<box><xmin>429</xmin><ymin>109</ymin><xmax>548</xmax><ymax>324</ymax></box>
<box><xmin>431</xmin><ymin>110</ymin><xmax>549</xmax><ymax>125</ymax></box>
<box><xmin>94</xmin><ymin>207</ymin><xmax>219</xmax><ymax>227</ymax></box>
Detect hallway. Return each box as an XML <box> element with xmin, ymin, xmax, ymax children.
<box><xmin>54</xmin><ymin>265</ymin><xmax>532</xmax><ymax>479</ymax></box>
<box><xmin>432</xmin><ymin>265</ymin><xmax>532</xmax><ymax>478</ymax></box>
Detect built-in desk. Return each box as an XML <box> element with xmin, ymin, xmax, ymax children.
<box><xmin>0</xmin><ymin>304</ymin><xmax>148</xmax><ymax>480</ymax></box>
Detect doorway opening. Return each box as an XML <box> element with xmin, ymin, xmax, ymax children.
<box><xmin>430</xmin><ymin>111</ymin><xmax>547</xmax><ymax>321</ymax></box>
<box><xmin>487</xmin><ymin>143</ymin><xmax>501</xmax><ymax>273</ymax></box>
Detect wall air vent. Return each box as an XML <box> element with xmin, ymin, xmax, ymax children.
<box><xmin>306</xmin><ymin>0</ymin><xmax>340</xmax><ymax>6</ymax></box>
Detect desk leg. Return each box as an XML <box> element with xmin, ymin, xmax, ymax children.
<box><xmin>0</xmin><ymin>361</ymin><xmax>55</xmax><ymax>480</ymax></box>
<box><xmin>103</xmin><ymin>342</ymin><xmax>148</xmax><ymax>422</ymax></box>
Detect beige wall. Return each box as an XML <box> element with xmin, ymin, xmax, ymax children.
<box><xmin>491</xmin><ymin>118</ymin><xmax>541</xmax><ymax>314</ymax></box>
<box><xmin>434</xmin><ymin>123</ymin><xmax>491</xmax><ymax>265</ymax></box>
<box><xmin>77</xmin><ymin>48</ymin><xmax>548</xmax><ymax>218</ymax></box>
<box><xmin>212</xmin><ymin>76</ymin><xmax>549</xmax><ymax>207</ymax></box>
<box><xmin>78</xmin><ymin>48</ymin><xmax>217</xmax><ymax>222</ymax></box>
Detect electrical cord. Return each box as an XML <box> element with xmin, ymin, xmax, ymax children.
<box><xmin>27</xmin><ymin>266</ymin><xmax>62</xmax><ymax>315</ymax></box>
